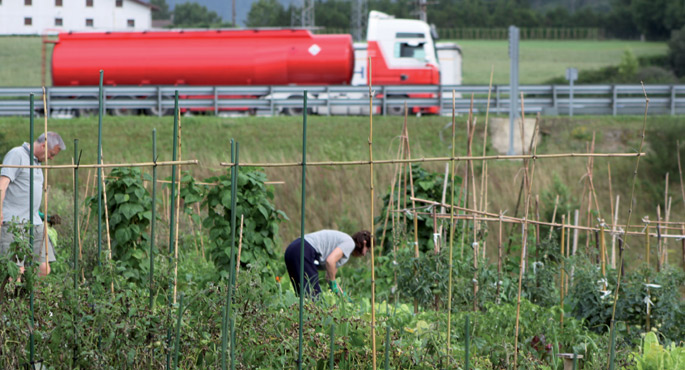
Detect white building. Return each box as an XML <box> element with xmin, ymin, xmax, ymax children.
<box><xmin>0</xmin><ymin>0</ymin><xmax>155</xmax><ymax>35</ymax></box>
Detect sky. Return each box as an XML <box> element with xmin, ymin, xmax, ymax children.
<box><xmin>166</xmin><ymin>0</ymin><xmax>296</xmax><ymax>26</ymax></box>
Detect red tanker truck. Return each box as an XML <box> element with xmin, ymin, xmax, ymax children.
<box><xmin>50</xmin><ymin>11</ymin><xmax>461</xmax><ymax>116</ymax></box>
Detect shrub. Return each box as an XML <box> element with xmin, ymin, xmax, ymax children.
<box><xmin>203</xmin><ymin>167</ymin><xmax>286</xmax><ymax>281</ymax></box>
<box><xmin>96</xmin><ymin>167</ymin><xmax>153</xmax><ymax>285</ymax></box>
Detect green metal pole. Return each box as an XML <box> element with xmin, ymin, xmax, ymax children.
<box><xmin>73</xmin><ymin>139</ymin><xmax>79</xmax><ymax>366</ymax></box>
<box><xmin>230</xmin><ymin>316</ymin><xmax>236</xmax><ymax>370</ymax></box>
<box><xmin>28</xmin><ymin>94</ymin><xmax>35</xmax><ymax>366</ymax></box>
<box><xmin>384</xmin><ymin>325</ymin><xmax>390</xmax><ymax>370</ymax></box>
<box><xmin>608</xmin><ymin>318</ymin><xmax>617</xmax><ymax>370</ymax></box>
<box><xmin>97</xmin><ymin>70</ymin><xmax>103</xmax><ymax>266</ymax></box>
<box><xmin>221</xmin><ymin>140</ymin><xmax>235</xmax><ymax>370</ymax></box>
<box><xmin>229</xmin><ymin>142</ymin><xmax>239</xmax><ymax>370</ymax></box>
<box><xmin>464</xmin><ymin>315</ymin><xmax>470</xmax><ymax>370</ymax></box>
<box><xmin>167</xmin><ymin>91</ymin><xmax>179</xmax><ymax>370</ymax></box>
<box><xmin>572</xmin><ymin>352</ymin><xmax>578</xmax><ymax>370</ymax></box>
<box><xmin>172</xmin><ymin>294</ymin><xmax>184</xmax><ymax>370</ymax></box>
<box><xmin>298</xmin><ymin>92</ymin><xmax>308</xmax><ymax>370</ymax></box>
<box><xmin>329</xmin><ymin>324</ymin><xmax>335</xmax><ymax>370</ymax></box>
<box><xmin>150</xmin><ymin>129</ymin><xmax>157</xmax><ymax>310</ymax></box>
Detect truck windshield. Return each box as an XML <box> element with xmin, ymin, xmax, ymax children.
<box><xmin>394</xmin><ymin>42</ymin><xmax>426</xmax><ymax>60</ymax></box>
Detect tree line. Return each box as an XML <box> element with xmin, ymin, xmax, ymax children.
<box><xmin>150</xmin><ymin>0</ymin><xmax>685</xmax><ymax>41</ymax></box>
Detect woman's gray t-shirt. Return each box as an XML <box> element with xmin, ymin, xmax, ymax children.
<box><xmin>304</xmin><ymin>230</ymin><xmax>355</xmax><ymax>269</ymax></box>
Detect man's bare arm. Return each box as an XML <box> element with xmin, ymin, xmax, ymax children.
<box><xmin>0</xmin><ymin>176</ymin><xmax>10</xmax><ymax>224</ymax></box>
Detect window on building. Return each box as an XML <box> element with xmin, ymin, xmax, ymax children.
<box><xmin>127</xmin><ymin>19</ymin><xmax>135</xmax><ymax>28</ymax></box>
<box><xmin>55</xmin><ymin>0</ymin><xmax>62</xmax><ymax>6</ymax></box>
<box><xmin>55</xmin><ymin>18</ymin><xmax>63</xmax><ymax>26</ymax></box>
<box><xmin>86</xmin><ymin>18</ymin><xmax>93</xmax><ymax>27</ymax></box>
<box><xmin>86</xmin><ymin>0</ymin><xmax>93</xmax><ymax>7</ymax></box>
<box><xmin>25</xmin><ymin>0</ymin><xmax>31</xmax><ymax>5</ymax></box>
<box><xmin>24</xmin><ymin>17</ymin><xmax>32</xmax><ymax>25</ymax></box>
<box><xmin>116</xmin><ymin>0</ymin><xmax>123</xmax><ymax>7</ymax></box>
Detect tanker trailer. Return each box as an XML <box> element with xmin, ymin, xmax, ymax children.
<box><xmin>51</xmin><ymin>29</ymin><xmax>354</xmax><ymax>116</ymax></box>
<box><xmin>50</xmin><ymin>11</ymin><xmax>453</xmax><ymax>116</ymax></box>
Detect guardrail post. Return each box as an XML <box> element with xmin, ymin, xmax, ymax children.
<box><xmin>439</xmin><ymin>85</ymin><xmax>444</xmax><ymax>115</ymax></box>
<box><xmin>214</xmin><ymin>86</ymin><xmax>219</xmax><ymax>116</ymax></box>
<box><xmin>102</xmin><ymin>86</ymin><xmax>107</xmax><ymax>115</ymax></box>
<box><xmin>326</xmin><ymin>86</ymin><xmax>331</xmax><ymax>116</ymax></box>
<box><xmin>552</xmin><ymin>85</ymin><xmax>557</xmax><ymax>111</ymax></box>
<box><xmin>45</xmin><ymin>87</ymin><xmax>50</xmax><ymax>117</ymax></box>
<box><xmin>269</xmin><ymin>86</ymin><xmax>275</xmax><ymax>116</ymax></box>
<box><xmin>671</xmin><ymin>85</ymin><xmax>676</xmax><ymax>116</ymax></box>
<box><xmin>382</xmin><ymin>86</ymin><xmax>387</xmax><ymax>116</ymax></box>
<box><xmin>495</xmin><ymin>85</ymin><xmax>500</xmax><ymax>113</ymax></box>
<box><xmin>157</xmin><ymin>86</ymin><xmax>162</xmax><ymax>117</ymax></box>
<box><xmin>612</xmin><ymin>85</ymin><xmax>617</xmax><ymax>116</ymax></box>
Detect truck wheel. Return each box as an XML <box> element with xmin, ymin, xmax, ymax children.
<box><xmin>386</xmin><ymin>95</ymin><xmax>407</xmax><ymax>116</ymax></box>
<box><xmin>282</xmin><ymin>95</ymin><xmax>313</xmax><ymax>116</ymax></box>
<box><xmin>145</xmin><ymin>95</ymin><xmax>174</xmax><ymax>116</ymax></box>
<box><xmin>110</xmin><ymin>96</ymin><xmax>140</xmax><ymax>116</ymax></box>
<box><xmin>76</xmin><ymin>96</ymin><xmax>98</xmax><ymax>117</ymax></box>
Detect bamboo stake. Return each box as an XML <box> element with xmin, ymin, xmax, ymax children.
<box><xmin>235</xmin><ymin>214</ymin><xmax>244</xmax><ymax>280</ymax></box>
<box><xmin>681</xmin><ymin>225</ymin><xmax>685</xmax><ymax>270</ymax></box>
<box><xmin>514</xmin><ymin>110</ymin><xmax>540</xmax><ymax>370</ymax></box>
<box><xmin>608</xmin><ymin>162</ymin><xmax>615</xmax><ymax>228</ymax></box>
<box><xmin>214</xmin><ymin>152</ymin><xmax>646</xmax><ymax>168</ymax></box>
<box><xmin>479</xmin><ymin>66</ymin><xmax>495</xmax><ymax>213</ymax></box>
<box><xmin>472</xmin><ymin>213</ymin><xmax>478</xmax><ymax>312</ymax></box>
<box><xmin>645</xmin><ymin>224</ymin><xmax>650</xmax><ymax>267</ymax></box>
<box><xmin>446</xmin><ymin>90</ymin><xmax>457</xmax><ymax>357</ymax></box>
<box><xmin>535</xmin><ymin>195</ymin><xmax>541</xmax><ymax>261</ymax></box>
<box><xmin>440</xmin><ymin>163</ymin><xmax>449</xmax><ymax>234</ymax></box>
<box><xmin>560</xmin><ymin>215</ymin><xmax>566</xmax><ymax>327</ymax></box>
<box><xmin>612</xmin><ymin>196</ymin><xmax>620</xmax><ymax>269</ymax></box>
<box><xmin>600</xmin><ymin>224</ymin><xmax>607</xmax><ymax>290</ymax></box>
<box><xmin>548</xmin><ymin>195</ymin><xmax>560</xmax><ymax>240</ymax></box>
<box><xmin>0</xmin><ymin>159</ymin><xmax>198</xmax><ymax>170</ymax></box>
<box><xmin>496</xmin><ymin>211</ymin><xmax>503</xmax><ymax>303</ymax></box>
<box><xmin>608</xmin><ymin>84</ymin><xmax>650</xmax><ymax>370</ymax></box>
<box><xmin>677</xmin><ymin>141</ymin><xmax>685</xmax><ymax>209</ymax></box>
<box><xmin>666</xmin><ymin>196</ymin><xmax>672</xmax><ymax>265</ymax></box>
<box><xmin>368</xmin><ymin>57</ymin><xmax>377</xmax><ymax>370</ymax></box>
<box><xmin>410</xmin><ymin>197</ymin><xmax>685</xmax><ymax>236</ymax></box>
<box><xmin>99</xmin><ymin>152</ymin><xmax>114</xmax><ymax>295</ymax></box>
<box><xmin>377</xmin><ymin>128</ymin><xmax>405</xmax><ymax>255</ymax></box>
<box><xmin>657</xmin><ymin>206</ymin><xmax>662</xmax><ymax>272</ymax></box>
<box><xmin>41</xmin><ymin>88</ymin><xmax>50</xmax><ymax>275</ymax></box>
<box><xmin>482</xmin><ymin>165</ymin><xmax>489</xmax><ymax>261</ymax></box>
<box><xmin>195</xmin><ymin>203</ymin><xmax>205</xmax><ymax>259</ymax></box>
<box><xmin>173</xmin><ymin>111</ymin><xmax>182</xmax><ymax>304</ymax></box>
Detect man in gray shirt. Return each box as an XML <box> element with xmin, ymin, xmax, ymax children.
<box><xmin>0</xmin><ymin>132</ymin><xmax>66</xmax><ymax>277</ymax></box>
<box><xmin>284</xmin><ymin>229</ymin><xmax>371</xmax><ymax>297</ymax></box>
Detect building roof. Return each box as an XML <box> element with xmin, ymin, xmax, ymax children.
<box><xmin>129</xmin><ymin>0</ymin><xmax>159</xmax><ymax>10</ymax></box>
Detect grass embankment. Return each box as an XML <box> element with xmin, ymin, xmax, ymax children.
<box><xmin>1</xmin><ymin>114</ymin><xmax>682</xmax><ymax>265</ymax></box>
<box><xmin>457</xmin><ymin>40</ymin><xmax>667</xmax><ymax>84</ymax></box>
<box><xmin>0</xmin><ymin>36</ymin><xmax>667</xmax><ymax>86</ymax></box>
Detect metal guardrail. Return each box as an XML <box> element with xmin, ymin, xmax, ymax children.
<box><xmin>0</xmin><ymin>84</ymin><xmax>683</xmax><ymax>117</ymax></box>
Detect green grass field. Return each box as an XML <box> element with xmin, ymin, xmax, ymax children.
<box><xmin>457</xmin><ymin>40</ymin><xmax>668</xmax><ymax>84</ymax></box>
<box><xmin>0</xmin><ymin>36</ymin><xmax>668</xmax><ymax>86</ymax></box>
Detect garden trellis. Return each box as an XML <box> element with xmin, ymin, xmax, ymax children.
<box><xmin>1</xmin><ymin>71</ymin><xmax>684</xmax><ymax>370</ymax></box>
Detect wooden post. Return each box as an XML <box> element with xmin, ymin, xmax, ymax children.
<box><xmin>496</xmin><ymin>211</ymin><xmax>503</xmax><ymax>304</ymax></box>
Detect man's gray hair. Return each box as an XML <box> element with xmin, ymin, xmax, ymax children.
<box><xmin>36</xmin><ymin>132</ymin><xmax>66</xmax><ymax>151</ymax></box>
